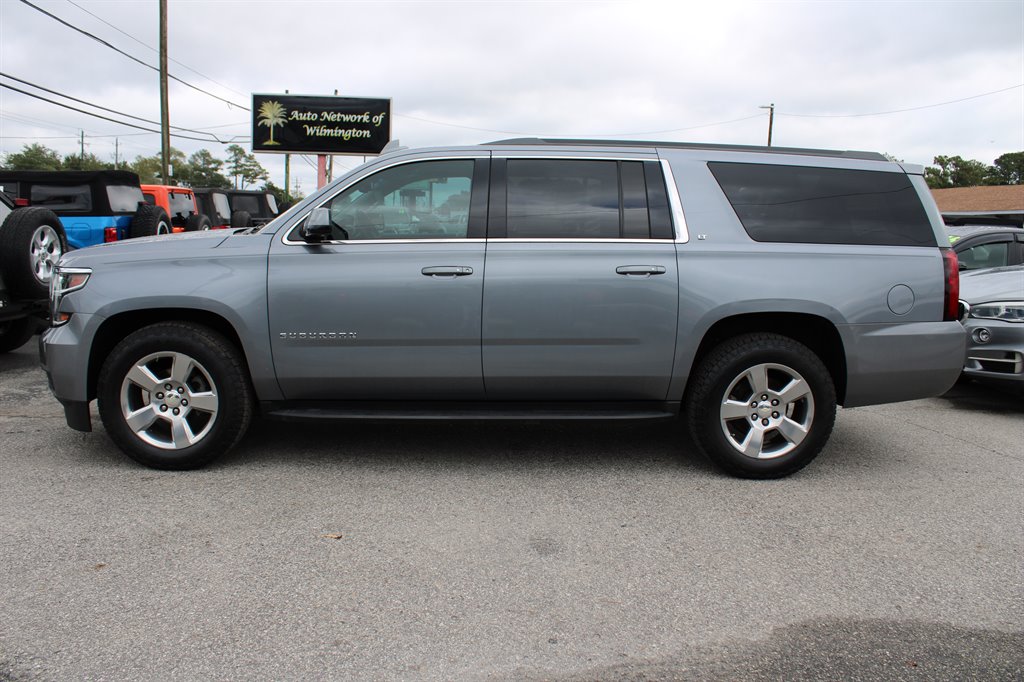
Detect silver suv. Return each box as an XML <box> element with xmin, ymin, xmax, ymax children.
<box><xmin>40</xmin><ymin>139</ymin><xmax>966</xmax><ymax>478</ymax></box>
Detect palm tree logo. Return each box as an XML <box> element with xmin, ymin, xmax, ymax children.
<box><xmin>257</xmin><ymin>100</ymin><xmax>287</xmax><ymax>146</ymax></box>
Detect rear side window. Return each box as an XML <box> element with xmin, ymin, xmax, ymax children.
<box><xmin>108</xmin><ymin>185</ymin><xmax>144</xmax><ymax>213</ymax></box>
<box><xmin>958</xmin><ymin>242</ymin><xmax>1010</xmax><ymax>270</ymax></box>
<box><xmin>31</xmin><ymin>184</ymin><xmax>90</xmax><ymax>212</ymax></box>
<box><xmin>709</xmin><ymin>162</ymin><xmax>936</xmax><ymax>247</ymax></box>
<box><xmin>507</xmin><ymin>160</ymin><xmax>619</xmax><ymax>238</ymax></box>
<box><xmin>232</xmin><ymin>195</ymin><xmax>261</xmax><ymax>215</ymax></box>
<box><xmin>212</xmin><ymin>194</ymin><xmax>231</xmax><ymax>221</ymax></box>
<box><xmin>502</xmin><ymin>159</ymin><xmax>672</xmax><ymax>239</ymax></box>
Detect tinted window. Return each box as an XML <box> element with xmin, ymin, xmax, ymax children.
<box><xmin>621</xmin><ymin>162</ymin><xmax>651</xmax><ymax>239</ymax></box>
<box><xmin>507</xmin><ymin>160</ymin><xmax>620</xmax><ymax>238</ymax></box>
<box><xmin>319</xmin><ymin>159</ymin><xmax>474</xmax><ymax>240</ymax></box>
<box><xmin>108</xmin><ymin>185</ymin><xmax>144</xmax><ymax>213</ymax></box>
<box><xmin>958</xmin><ymin>242</ymin><xmax>1009</xmax><ymax>270</ymax></box>
<box><xmin>709</xmin><ymin>162</ymin><xmax>936</xmax><ymax>247</ymax></box>
<box><xmin>232</xmin><ymin>195</ymin><xmax>261</xmax><ymax>215</ymax></box>
<box><xmin>31</xmin><ymin>184</ymin><xmax>90</xmax><ymax>212</ymax></box>
<box><xmin>143</xmin><ymin>193</ymin><xmax>156</xmax><ymax>204</ymax></box>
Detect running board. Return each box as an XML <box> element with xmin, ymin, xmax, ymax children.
<box><xmin>261</xmin><ymin>401</ymin><xmax>679</xmax><ymax>422</ymax></box>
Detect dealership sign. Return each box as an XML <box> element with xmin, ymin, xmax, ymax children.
<box><xmin>251</xmin><ymin>94</ymin><xmax>392</xmax><ymax>155</ymax></box>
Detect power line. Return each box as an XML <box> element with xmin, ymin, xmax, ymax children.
<box><xmin>1</xmin><ymin>81</ymin><xmax>230</xmax><ymax>143</ymax></box>
<box><xmin>18</xmin><ymin>0</ymin><xmax>250</xmax><ymax>112</ymax></box>
<box><xmin>64</xmin><ymin>0</ymin><xmax>250</xmax><ymax>100</ymax></box>
<box><xmin>0</xmin><ymin>72</ymin><xmax>245</xmax><ymax>142</ymax></box>
<box><xmin>779</xmin><ymin>84</ymin><xmax>1024</xmax><ymax>119</ymax></box>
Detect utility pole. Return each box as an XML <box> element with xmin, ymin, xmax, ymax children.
<box><xmin>114</xmin><ymin>138</ymin><xmax>119</xmax><ymax>168</ymax></box>
<box><xmin>759</xmin><ymin>103</ymin><xmax>775</xmax><ymax>147</ymax></box>
<box><xmin>79</xmin><ymin>130</ymin><xmax>85</xmax><ymax>165</ymax></box>
<box><xmin>158</xmin><ymin>0</ymin><xmax>171</xmax><ymax>183</ymax></box>
<box><xmin>283</xmin><ymin>89</ymin><xmax>291</xmax><ymax>202</ymax></box>
<box><xmin>328</xmin><ymin>89</ymin><xmax>338</xmax><ymax>183</ymax></box>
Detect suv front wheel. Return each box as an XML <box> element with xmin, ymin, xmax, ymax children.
<box><xmin>97</xmin><ymin>322</ymin><xmax>254</xmax><ymax>469</ymax></box>
<box><xmin>685</xmin><ymin>333</ymin><xmax>836</xmax><ymax>479</ymax></box>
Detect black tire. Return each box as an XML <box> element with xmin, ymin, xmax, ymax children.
<box><xmin>684</xmin><ymin>333</ymin><xmax>836</xmax><ymax>479</ymax></box>
<box><xmin>230</xmin><ymin>210</ymin><xmax>252</xmax><ymax>228</ymax></box>
<box><xmin>97</xmin><ymin>322</ymin><xmax>254</xmax><ymax>470</ymax></box>
<box><xmin>0</xmin><ymin>207</ymin><xmax>67</xmax><ymax>299</ymax></box>
<box><xmin>185</xmin><ymin>213</ymin><xmax>212</xmax><ymax>231</ymax></box>
<box><xmin>0</xmin><ymin>317</ymin><xmax>38</xmax><ymax>353</ymax></box>
<box><xmin>130</xmin><ymin>204</ymin><xmax>172</xmax><ymax>238</ymax></box>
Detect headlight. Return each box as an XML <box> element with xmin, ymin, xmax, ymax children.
<box><xmin>49</xmin><ymin>266</ymin><xmax>91</xmax><ymax>326</ymax></box>
<box><xmin>969</xmin><ymin>301</ymin><xmax>1024</xmax><ymax>323</ymax></box>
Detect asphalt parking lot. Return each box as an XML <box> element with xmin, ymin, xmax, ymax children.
<box><xmin>1</xmin><ymin>340</ymin><xmax>1021</xmax><ymax>681</ymax></box>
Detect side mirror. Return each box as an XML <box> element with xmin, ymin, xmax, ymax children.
<box><xmin>301</xmin><ymin>208</ymin><xmax>332</xmax><ymax>243</ymax></box>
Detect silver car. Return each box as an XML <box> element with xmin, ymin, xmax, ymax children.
<box><xmin>958</xmin><ymin>265</ymin><xmax>1024</xmax><ymax>390</ymax></box>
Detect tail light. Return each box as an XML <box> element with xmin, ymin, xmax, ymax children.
<box><xmin>14</xmin><ymin>198</ymin><xmax>29</xmax><ymax>207</ymax></box>
<box><xmin>104</xmin><ymin>227</ymin><xmax>119</xmax><ymax>243</ymax></box>
<box><xmin>941</xmin><ymin>248</ymin><xmax>959</xmax><ymax>322</ymax></box>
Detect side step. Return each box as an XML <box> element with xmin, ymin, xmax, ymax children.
<box><xmin>261</xmin><ymin>401</ymin><xmax>679</xmax><ymax>422</ymax></box>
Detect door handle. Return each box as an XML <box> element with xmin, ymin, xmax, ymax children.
<box><xmin>616</xmin><ymin>265</ymin><xmax>667</xmax><ymax>276</ymax></box>
<box><xmin>422</xmin><ymin>266</ymin><xmax>474</xmax><ymax>277</ymax></box>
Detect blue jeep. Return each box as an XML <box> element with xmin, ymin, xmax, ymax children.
<box><xmin>0</xmin><ymin>170</ymin><xmax>168</xmax><ymax>249</ymax></box>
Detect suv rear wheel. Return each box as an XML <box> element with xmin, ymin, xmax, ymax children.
<box><xmin>685</xmin><ymin>333</ymin><xmax>836</xmax><ymax>479</ymax></box>
<box><xmin>185</xmin><ymin>213</ymin><xmax>212</xmax><ymax>231</ymax></box>
<box><xmin>0</xmin><ymin>207</ymin><xmax>66</xmax><ymax>299</ymax></box>
<box><xmin>97</xmin><ymin>322</ymin><xmax>254</xmax><ymax>469</ymax></box>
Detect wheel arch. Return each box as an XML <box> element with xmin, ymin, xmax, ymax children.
<box><xmin>687</xmin><ymin>312</ymin><xmax>848</xmax><ymax>405</ymax></box>
<box><xmin>87</xmin><ymin>308</ymin><xmax>247</xmax><ymax>401</ymax></box>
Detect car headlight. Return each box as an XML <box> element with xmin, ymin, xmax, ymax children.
<box><xmin>969</xmin><ymin>301</ymin><xmax>1024</xmax><ymax>323</ymax></box>
<box><xmin>49</xmin><ymin>266</ymin><xmax>91</xmax><ymax>326</ymax></box>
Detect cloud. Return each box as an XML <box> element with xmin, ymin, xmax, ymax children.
<box><xmin>2</xmin><ymin>0</ymin><xmax>1021</xmax><ymax>192</ymax></box>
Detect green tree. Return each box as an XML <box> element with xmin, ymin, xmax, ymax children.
<box><xmin>2</xmin><ymin>143</ymin><xmax>63</xmax><ymax>170</ymax></box>
<box><xmin>225</xmin><ymin>144</ymin><xmax>268</xmax><ymax>189</ymax></box>
<box><xmin>130</xmin><ymin>148</ymin><xmax>187</xmax><ymax>184</ymax></box>
<box><xmin>179</xmin><ymin>149</ymin><xmax>231</xmax><ymax>188</ymax></box>
<box><xmin>924</xmin><ymin>155</ymin><xmax>990</xmax><ymax>189</ymax></box>
<box><xmin>62</xmin><ymin>152</ymin><xmax>112</xmax><ymax>171</ymax></box>
<box><xmin>987</xmin><ymin>151</ymin><xmax>1024</xmax><ymax>185</ymax></box>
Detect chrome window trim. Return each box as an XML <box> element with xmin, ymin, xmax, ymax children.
<box><xmin>492</xmin><ymin>154</ymin><xmax>657</xmax><ymax>161</ymax></box>
<box><xmin>487</xmin><ymin>239</ymin><xmax>676</xmax><ymax>245</ymax></box>
<box><xmin>660</xmin><ymin>158</ymin><xmax>689</xmax><ymax>243</ymax></box>
<box><xmin>281</xmin><ymin>152</ymin><xmax>688</xmax><ymax>246</ymax></box>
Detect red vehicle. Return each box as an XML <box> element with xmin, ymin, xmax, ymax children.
<box><xmin>140</xmin><ymin>185</ymin><xmax>211</xmax><ymax>232</ymax></box>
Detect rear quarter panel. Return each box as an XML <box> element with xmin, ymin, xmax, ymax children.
<box><xmin>661</xmin><ymin>151</ymin><xmax>961</xmax><ymax>404</ymax></box>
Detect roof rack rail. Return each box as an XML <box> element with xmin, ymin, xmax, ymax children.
<box><xmin>485</xmin><ymin>137</ymin><xmax>887</xmax><ymax>161</ymax></box>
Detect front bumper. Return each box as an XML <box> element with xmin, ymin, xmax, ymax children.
<box><xmin>39</xmin><ymin>314</ymin><xmax>97</xmax><ymax>431</ymax></box>
<box><xmin>961</xmin><ymin>318</ymin><xmax>1024</xmax><ymax>385</ymax></box>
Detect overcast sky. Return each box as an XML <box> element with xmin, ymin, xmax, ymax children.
<box><xmin>1</xmin><ymin>0</ymin><xmax>1022</xmax><ymax>195</ymax></box>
